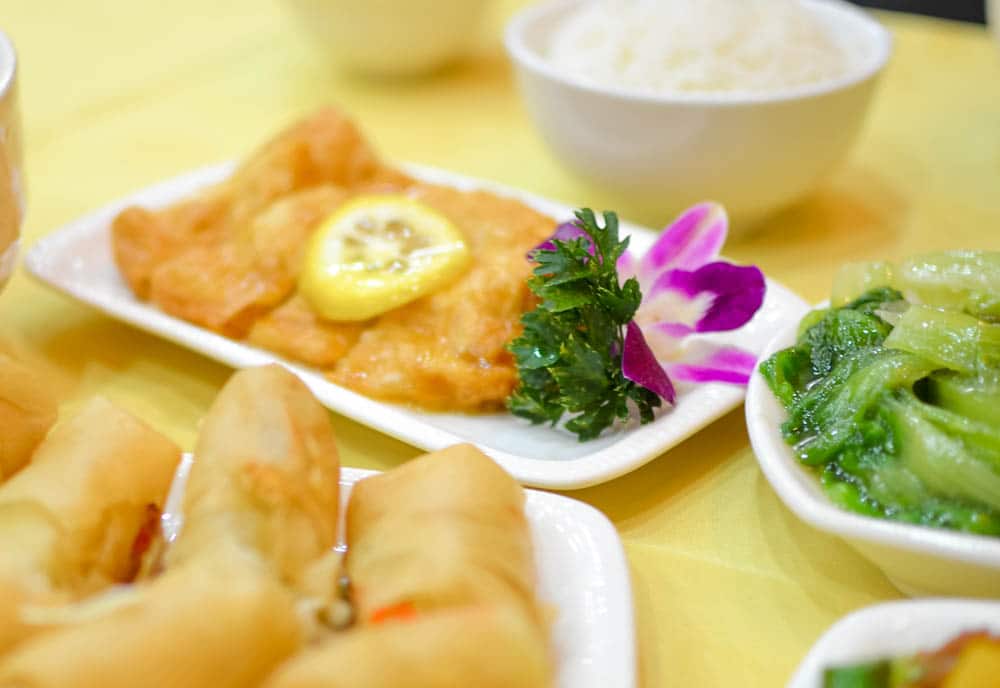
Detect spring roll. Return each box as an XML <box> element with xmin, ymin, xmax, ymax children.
<box><xmin>0</xmin><ymin>397</ymin><xmax>180</xmax><ymax>652</ymax></box>
<box><xmin>0</xmin><ymin>353</ymin><xmax>58</xmax><ymax>481</ymax></box>
<box><xmin>0</xmin><ymin>556</ymin><xmax>303</xmax><ymax>688</ymax></box>
<box><xmin>345</xmin><ymin>444</ymin><xmax>543</xmax><ymax>628</ymax></box>
<box><xmin>264</xmin><ymin>605</ymin><xmax>552</xmax><ymax>688</ymax></box>
<box><xmin>165</xmin><ymin>364</ymin><xmax>340</xmax><ymax>588</ymax></box>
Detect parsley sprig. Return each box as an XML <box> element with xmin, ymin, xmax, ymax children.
<box><xmin>507</xmin><ymin>209</ymin><xmax>662</xmax><ymax>441</ymax></box>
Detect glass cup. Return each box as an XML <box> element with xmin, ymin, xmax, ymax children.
<box><xmin>0</xmin><ymin>30</ymin><xmax>23</xmax><ymax>291</ymax></box>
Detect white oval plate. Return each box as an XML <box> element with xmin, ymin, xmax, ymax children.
<box><xmin>789</xmin><ymin>598</ymin><xmax>1000</xmax><ymax>688</ymax></box>
<box><xmin>25</xmin><ymin>162</ymin><xmax>808</xmax><ymax>489</ymax></box>
<box><xmin>746</xmin><ymin>313</ymin><xmax>1000</xmax><ymax>597</ymax></box>
<box><xmin>163</xmin><ymin>455</ymin><xmax>635</xmax><ymax>688</ymax></box>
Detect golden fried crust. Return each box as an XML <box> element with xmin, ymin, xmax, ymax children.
<box><xmin>225</xmin><ymin>107</ymin><xmax>384</xmax><ymax>227</ymax></box>
<box><xmin>247</xmin><ymin>295</ymin><xmax>367</xmax><ymax>369</ymax></box>
<box><xmin>166</xmin><ymin>365</ymin><xmax>341</xmax><ymax>589</ymax></box>
<box><xmin>262</xmin><ymin>606</ymin><xmax>552</xmax><ymax>688</ymax></box>
<box><xmin>0</xmin><ymin>562</ymin><xmax>303</xmax><ymax>688</ymax></box>
<box><xmin>331</xmin><ymin>185</ymin><xmax>551</xmax><ymax>411</ymax></box>
<box><xmin>111</xmin><ymin>107</ymin><xmax>556</xmax><ymax>411</ymax></box>
<box><xmin>0</xmin><ymin>354</ymin><xmax>57</xmax><ymax>482</ymax></box>
<box><xmin>0</xmin><ymin>397</ymin><xmax>181</xmax><ymax>592</ymax></box>
<box><xmin>111</xmin><ymin>193</ymin><xmax>228</xmax><ymax>299</ymax></box>
<box><xmin>344</xmin><ymin>445</ymin><xmax>542</xmax><ymax>629</ymax></box>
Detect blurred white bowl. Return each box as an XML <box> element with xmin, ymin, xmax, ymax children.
<box><xmin>789</xmin><ymin>599</ymin><xmax>1000</xmax><ymax>688</ymax></box>
<box><xmin>283</xmin><ymin>0</ymin><xmax>491</xmax><ymax>76</ymax></box>
<box><xmin>0</xmin><ymin>28</ymin><xmax>22</xmax><ymax>290</ymax></box>
<box><xmin>746</xmin><ymin>315</ymin><xmax>1000</xmax><ymax>598</ymax></box>
<box><xmin>504</xmin><ymin>0</ymin><xmax>892</xmax><ymax>229</ymax></box>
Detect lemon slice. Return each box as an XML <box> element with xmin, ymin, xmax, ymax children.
<box><xmin>300</xmin><ymin>195</ymin><xmax>470</xmax><ymax>321</ymax></box>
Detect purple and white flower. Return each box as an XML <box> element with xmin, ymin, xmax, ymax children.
<box><xmin>619</xmin><ymin>202</ymin><xmax>766</xmax><ymax>397</ymax></box>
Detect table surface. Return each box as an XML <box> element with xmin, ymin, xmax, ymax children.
<box><xmin>2</xmin><ymin>3</ymin><xmax>999</xmax><ymax>686</ymax></box>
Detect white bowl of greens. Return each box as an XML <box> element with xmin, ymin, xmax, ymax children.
<box><xmin>789</xmin><ymin>598</ymin><xmax>1000</xmax><ymax>688</ymax></box>
<box><xmin>747</xmin><ymin>252</ymin><xmax>1000</xmax><ymax>598</ymax></box>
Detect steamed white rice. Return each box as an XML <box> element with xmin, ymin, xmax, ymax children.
<box><xmin>546</xmin><ymin>0</ymin><xmax>855</xmax><ymax>95</ymax></box>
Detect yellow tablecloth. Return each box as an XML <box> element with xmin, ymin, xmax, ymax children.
<box><xmin>2</xmin><ymin>3</ymin><xmax>999</xmax><ymax>685</ymax></box>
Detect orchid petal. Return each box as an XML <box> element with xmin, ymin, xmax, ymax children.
<box><xmin>646</xmin><ymin>262</ymin><xmax>766</xmax><ymax>334</ymax></box>
<box><xmin>617</xmin><ymin>250</ymin><xmax>637</xmax><ymax>280</ymax></box>
<box><xmin>622</xmin><ymin>321</ymin><xmax>676</xmax><ymax>403</ymax></box>
<box><xmin>532</xmin><ymin>221</ymin><xmax>592</xmax><ymax>256</ymax></box>
<box><xmin>664</xmin><ymin>346</ymin><xmax>759</xmax><ymax>385</ymax></box>
<box><xmin>637</xmin><ymin>202</ymin><xmax>728</xmax><ymax>285</ymax></box>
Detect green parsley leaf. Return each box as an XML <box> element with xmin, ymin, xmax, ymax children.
<box><xmin>507</xmin><ymin>209</ymin><xmax>662</xmax><ymax>441</ymax></box>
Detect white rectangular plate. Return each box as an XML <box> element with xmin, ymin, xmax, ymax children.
<box><xmin>789</xmin><ymin>599</ymin><xmax>1000</xmax><ymax>687</ymax></box>
<box><xmin>163</xmin><ymin>457</ymin><xmax>636</xmax><ymax>688</ymax></box>
<box><xmin>25</xmin><ymin>162</ymin><xmax>808</xmax><ymax>489</ymax></box>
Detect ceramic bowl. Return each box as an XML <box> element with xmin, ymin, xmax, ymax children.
<box><xmin>789</xmin><ymin>599</ymin><xmax>1000</xmax><ymax>687</ymax></box>
<box><xmin>746</xmin><ymin>315</ymin><xmax>1000</xmax><ymax>598</ymax></box>
<box><xmin>504</xmin><ymin>0</ymin><xmax>892</xmax><ymax>230</ymax></box>
<box><xmin>283</xmin><ymin>0</ymin><xmax>491</xmax><ymax>76</ymax></box>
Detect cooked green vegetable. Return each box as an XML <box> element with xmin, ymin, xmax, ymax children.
<box><xmin>823</xmin><ymin>661</ymin><xmax>890</xmax><ymax>688</ymax></box>
<box><xmin>761</xmin><ymin>251</ymin><xmax>1000</xmax><ymax>536</ymax></box>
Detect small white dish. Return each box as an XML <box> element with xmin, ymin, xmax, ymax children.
<box><xmin>25</xmin><ymin>162</ymin><xmax>808</xmax><ymax>490</ymax></box>
<box><xmin>505</xmin><ymin>0</ymin><xmax>892</xmax><ymax>227</ymax></box>
<box><xmin>163</xmin><ymin>455</ymin><xmax>636</xmax><ymax>688</ymax></box>
<box><xmin>789</xmin><ymin>598</ymin><xmax>1000</xmax><ymax>688</ymax></box>
<box><xmin>281</xmin><ymin>0</ymin><xmax>490</xmax><ymax>76</ymax></box>
<box><xmin>746</xmin><ymin>315</ymin><xmax>1000</xmax><ymax>598</ymax></box>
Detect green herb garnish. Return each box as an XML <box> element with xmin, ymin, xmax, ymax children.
<box><xmin>507</xmin><ymin>209</ymin><xmax>661</xmax><ymax>441</ymax></box>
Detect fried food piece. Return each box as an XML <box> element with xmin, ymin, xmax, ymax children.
<box><xmin>263</xmin><ymin>606</ymin><xmax>553</xmax><ymax>688</ymax></box>
<box><xmin>165</xmin><ymin>365</ymin><xmax>340</xmax><ymax>588</ymax></box>
<box><xmin>114</xmin><ymin>107</ymin><xmax>390</xmax><ymax>306</ymax></box>
<box><xmin>0</xmin><ymin>353</ymin><xmax>58</xmax><ymax>481</ymax></box>
<box><xmin>244</xmin><ymin>185</ymin><xmax>350</xmax><ymax>286</ymax></box>
<box><xmin>247</xmin><ymin>295</ymin><xmax>366</xmax><ymax>369</ymax></box>
<box><xmin>0</xmin><ymin>559</ymin><xmax>302</xmax><ymax>688</ymax></box>
<box><xmin>224</xmin><ymin>107</ymin><xmax>385</xmax><ymax>228</ymax></box>
<box><xmin>345</xmin><ymin>444</ymin><xmax>542</xmax><ymax>628</ymax></box>
<box><xmin>112</xmin><ymin>192</ymin><xmax>229</xmax><ymax>299</ymax></box>
<box><xmin>331</xmin><ymin>185</ymin><xmax>550</xmax><ymax>410</ymax></box>
<box><xmin>0</xmin><ymin>398</ymin><xmax>181</xmax><ymax>652</ymax></box>
<box><xmin>147</xmin><ymin>185</ymin><xmax>353</xmax><ymax>338</ymax></box>
<box><xmin>111</xmin><ymin>107</ymin><xmax>556</xmax><ymax>410</ymax></box>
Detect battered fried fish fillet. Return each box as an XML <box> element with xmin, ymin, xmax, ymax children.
<box><xmin>331</xmin><ymin>185</ymin><xmax>551</xmax><ymax>411</ymax></box>
<box><xmin>147</xmin><ymin>185</ymin><xmax>352</xmax><ymax>338</ymax></box>
<box><xmin>247</xmin><ymin>295</ymin><xmax>366</xmax><ymax>369</ymax></box>
<box><xmin>111</xmin><ymin>107</ymin><xmax>556</xmax><ymax>411</ymax></box>
<box><xmin>113</xmin><ymin>108</ymin><xmax>393</xmax><ymax>332</ymax></box>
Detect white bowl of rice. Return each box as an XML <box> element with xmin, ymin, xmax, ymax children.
<box><xmin>505</xmin><ymin>0</ymin><xmax>892</xmax><ymax>230</ymax></box>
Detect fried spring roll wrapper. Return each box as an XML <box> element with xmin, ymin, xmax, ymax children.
<box><xmin>345</xmin><ymin>444</ymin><xmax>542</xmax><ymax>627</ymax></box>
<box><xmin>0</xmin><ymin>353</ymin><xmax>58</xmax><ymax>481</ymax></box>
<box><xmin>0</xmin><ymin>398</ymin><xmax>180</xmax><ymax>652</ymax></box>
<box><xmin>0</xmin><ymin>397</ymin><xmax>181</xmax><ymax>591</ymax></box>
<box><xmin>0</xmin><ymin>559</ymin><xmax>303</xmax><ymax>688</ymax></box>
<box><xmin>264</xmin><ymin>606</ymin><xmax>553</xmax><ymax>688</ymax></box>
<box><xmin>166</xmin><ymin>365</ymin><xmax>340</xmax><ymax>586</ymax></box>
<box><xmin>0</xmin><ymin>503</ymin><xmax>66</xmax><ymax>651</ymax></box>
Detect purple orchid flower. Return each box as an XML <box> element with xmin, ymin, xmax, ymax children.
<box><xmin>621</xmin><ymin>202</ymin><xmax>766</xmax><ymax>389</ymax></box>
